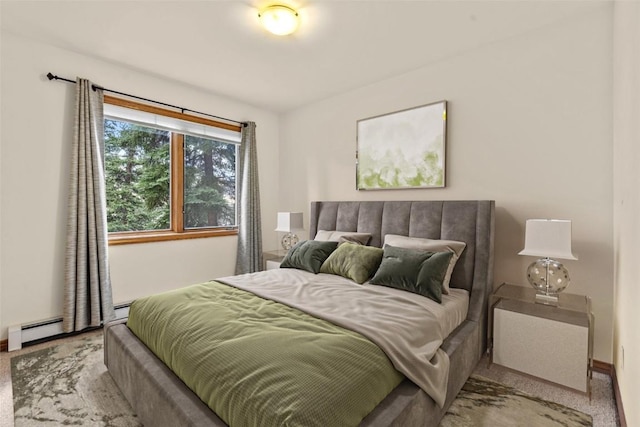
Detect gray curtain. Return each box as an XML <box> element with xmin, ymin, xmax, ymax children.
<box><xmin>63</xmin><ymin>78</ymin><xmax>115</xmax><ymax>333</ymax></box>
<box><xmin>235</xmin><ymin>122</ymin><xmax>263</xmax><ymax>274</ymax></box>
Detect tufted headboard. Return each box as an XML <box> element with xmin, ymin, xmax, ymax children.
<box><xmin>309</xmin><ymin>200</ymin><xmax>495</xmax><ymax>350</ymax></box>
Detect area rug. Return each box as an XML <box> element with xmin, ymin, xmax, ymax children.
<box><xmin>11</xmin><ymin>332</ymin><xmax>592</xmax><ymax>427</ymax></box>
<box><xmin>440</xmin><ymin>375</ymin><xmax>593</xmax><ymax>427</ymax></box>
<box><xmin>10</xmin><ymin>332</ymin><xmax>140</xmax><ymax>427</ymax></box>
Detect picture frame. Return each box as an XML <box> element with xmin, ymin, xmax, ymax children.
<box><xmin>356</xmin><ymin>100</ymin><xmax>447</xmax><ymax>190</ymax></box>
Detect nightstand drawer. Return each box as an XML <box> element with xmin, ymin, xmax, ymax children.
<box><xmin>493</xmin><ymin>301</ymin><xmax>589</xmax><ymax>392</ymax></box>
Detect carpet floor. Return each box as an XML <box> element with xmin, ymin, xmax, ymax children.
<box><xmin>10</xmin><ymin>333</ymin><xmax>139</xmax><ymax>427</ymax></box>
<box><xmin>441</xmin><ymin>375</ymin><xmax>591</xmax><ymax>427</ymax></box>
<box><xmin>4</xmin><ymin>331</ymin><xmax>609</xmax><ymax>427</ymax></box>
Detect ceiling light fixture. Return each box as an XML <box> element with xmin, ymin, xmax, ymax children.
<box><xmin>259</xmin><ymin>5</ymin><xmax>299</xmax><ymax>36</ymax></box>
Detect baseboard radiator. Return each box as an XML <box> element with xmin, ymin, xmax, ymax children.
<box><xmin>7</xmin><ymin>303</ymin><xmax>130</xmax><ymax>352</ymax></box>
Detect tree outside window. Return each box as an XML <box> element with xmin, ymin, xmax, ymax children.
<box><xmin>104</xmin><ymin>97</ymin><xmax>240</xmax><ymax>244</ymax></box>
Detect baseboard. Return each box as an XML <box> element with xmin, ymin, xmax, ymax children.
<box><xmin>592</xmin><ymin>360</ymin><xmax>627</xmax><ymax>426</ymax></box>
<box><xmin>592</xmin><ymin>359</ymin><xmax>613</xmax><ymax>375</ymax></box>
<box><xmin>4</xmin><ymin>303</ymin><xmax>130</xmax><ymax>352</ymax></box>
<box><xmin>612</xmin><ymin>365</ymin><xmax>628</xmax><ymax>427</ymax></box>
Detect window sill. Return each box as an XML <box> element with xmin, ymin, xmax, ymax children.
<box><xmin>108</xmin><ymin>229</ymin><xmax>238</xmax><ymax>246</ymax></box>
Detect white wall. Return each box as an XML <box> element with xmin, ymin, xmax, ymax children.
<box><xmin>0</xmin><ymin>32</ymin><xmax>280</xmax><ymax>340</ymax></box>
<box><xmin>0</xmin><ymin>28</ymin><xmax>3</xmax><ymax>344</ymax></box>
<box><xmin>613</xmin><ymin>1</ymin><xmax>640</xmax><ymax>425</ymax></box>
<box><xmin>0</xmin><ymin>2</ymin><xmax>622</xmax><ymax>375</ymax></box>
<box><xmin>280</xmin><ymin>5</ymin><xmax>614</xmax><ymax>362</ymax></box>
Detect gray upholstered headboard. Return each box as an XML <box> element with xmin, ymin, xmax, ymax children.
<box><xmin>309</xmin><ymin>200</ymin><xmax>495</xmax><ymax>349</ymax></box>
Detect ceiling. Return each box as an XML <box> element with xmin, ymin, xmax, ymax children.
<box><xmin>1</xmin><ymin>1</ymin><xmax>602</xmax><ymax>112</ymax></box>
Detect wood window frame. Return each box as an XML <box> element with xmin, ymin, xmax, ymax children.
<box><xmin>105</xmin><ymin>95</ymin><xmax>241</xmax><ymax>246</ymax></box>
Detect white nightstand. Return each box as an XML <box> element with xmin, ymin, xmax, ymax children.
<box><xmin>262</xmin><ymin>250</ymin><xmax>287</xmax><ymax>271</ymax></box>
<box><xmin>489</xmin><ymin>283</ymin><xmax>593</xmax><ymax>395</ymax></box>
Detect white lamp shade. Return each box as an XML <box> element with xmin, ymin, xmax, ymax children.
<box><xmin>275</xmin><ymin>212</ymin><xmax>303</xmax><ymax>232</ymax></box>
<box><xmin>518</xmin><ymin>219</ymin><xmax>578</xmax><ymax>260</ymax></box>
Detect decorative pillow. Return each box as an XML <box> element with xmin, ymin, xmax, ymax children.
<box><xmin>280</xmin><ymin>240</ymin><xmax>339</xmax><ymax>274</ymax></box>
<box><xmin>319</xmin><ymin>243</ymin><xmax>384</xmax><ymax>284</ymax></box>
<box><xmin>369</xmin><ymin>245</ymin><xmax>453</xmax><ymax>303</ymax></box>
<box><xmin>314</xmin><ymin>230</ymin><xmax>372</xmax><ymax>246</ymax></box>
<box><xmin>383</xmin><ymin>234</ymin><xmax>466</xmax><ymax>294</ymax></box>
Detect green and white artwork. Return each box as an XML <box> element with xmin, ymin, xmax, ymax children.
<box><xmin>357</xmin><ymin>101</ymin><xmax>447</xmax><ymax>190</ymax></box>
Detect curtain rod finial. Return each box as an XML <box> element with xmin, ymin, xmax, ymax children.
<box><xmin>46</xmin><ymin>72</ymin><xmax>55</xmax><ymax>80</ymax></box>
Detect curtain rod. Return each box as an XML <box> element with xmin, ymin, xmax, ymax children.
<box><xmin>46</xmin><ymin>72</ymin><xmax>247</xmax><ymax>128</ymax></box>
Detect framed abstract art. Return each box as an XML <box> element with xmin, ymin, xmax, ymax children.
<box><xmin>356</xmin><ymin>100</ymin><xmax>447</xmax><ymax>190</ymax></box>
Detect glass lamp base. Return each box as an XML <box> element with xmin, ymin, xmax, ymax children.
<box><xmin>526</xmin><ymin>257</ymin><xmax>571</xmax><ymax>304</ymax></box>
<box><xmin>535</xmin><ymin>293</ymin><xmax>559</xmax><ymax>305</ymax></box>
<box><xmin>280</xmin><ymin>233</ymin><xmax>299</xmax><ymax>250</ymax></box>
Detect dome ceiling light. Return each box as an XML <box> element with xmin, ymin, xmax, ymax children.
<box><xmin>259</xmin><ymin>5</ymin><xmax>300</xmax><ymax>36</ymax></box>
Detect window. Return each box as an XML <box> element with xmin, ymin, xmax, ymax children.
<box><xmin>105</xmin><ymin>120</ymin><xmax>171</xmax><ymax>232</ymax></box>
<box><xmin>104</xmin><ymin>96</ymin><xmax>241</xmax><ymax>245</ymax></box>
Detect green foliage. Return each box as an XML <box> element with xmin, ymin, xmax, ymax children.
<box><xmin>104</xmin><ymin>119</ymin><xmax>237</xmax><ymax>233</ymax></box>
<box><xmin>184</xmin><ymin>135</ymin><xmax>236</xmax><ymax>228</ymax></box>
<box><xmin>105</xmin><ymin>120</ymin><xmax>170</xmax><ymax>232</ymax></box>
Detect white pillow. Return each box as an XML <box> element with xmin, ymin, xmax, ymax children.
<box><xmin>383</xmin><ymin>234</ymin><xmax>466</xmax><ymax>294</ymax></box>
<box><xmin>314</xmin><ymin>230</ymin><xmax>372</xmax><ymax>246</ymax></box>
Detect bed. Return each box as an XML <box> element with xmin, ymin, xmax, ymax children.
<box><xmin>104</xmin><ymin>200</ymin><xmax>495</xmax><ymax>426</ymax></box>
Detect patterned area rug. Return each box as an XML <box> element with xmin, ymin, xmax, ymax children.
<box><xmin>441</xmin><ymin>375</ymin><xmax>593</xmax><ymax>427</ymax></box>
<box><xmin>10</xmin><ymin>333</ymin><xmax>140</xmax><ymax>427</ymax></box>
<box><xmin>11</xmin><ymin>332</ymin><xmax>592</xmax><ymax>427</ymax></box>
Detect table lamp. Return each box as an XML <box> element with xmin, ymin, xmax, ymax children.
<box><xmin>518</xmin><ymin>219</ymin><xmax>578</xmax><ymax>304</ymax></box>
<box><xmin>275</xmin><ymin>212</ymin><xmax>303</xmax><ymax>250</ymax></box>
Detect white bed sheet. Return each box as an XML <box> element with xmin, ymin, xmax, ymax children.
<box><xmin>358</xmin><ymin>280</ymin><xmax>468</xmax><ymax>338</ymax></box>
<box><xmin>225</xmin><ymin>268</ymin><xmax>468</xmax><ymax>340</ymax></box>
<box><xmin>433</xmin><ymin>288</ymin><xmax>469</xmax><ymax>337</ymax></box>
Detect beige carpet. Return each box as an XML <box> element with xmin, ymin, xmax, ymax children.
<box><xmin>475</xmin><ymin>357</ymin><xmax>619</xmax><ymax>427</ymax></box>
<box><xmin>441</xmin><ymin>375</ymin><xmax>591</xmax><ymax>427</ymax></box>
<box><xmin>6</xmin><ymin>331</ymin><xmax>603</xmax><ymax>427</ymax></box>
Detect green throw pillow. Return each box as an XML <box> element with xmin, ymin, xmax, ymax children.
<box><xmin>319</xmin><ymin>243</ymin><xmax>384</xmax><ymax>284</ymax></box>
<box><xmin>369</xmin><ymin>245</ymin><xmax>453</xmax><ymax>303</ymax></box>
<box><xmin>280</xmin><ymin>240</ymin><xmax>339</xmax><ymax>274</ymax></box>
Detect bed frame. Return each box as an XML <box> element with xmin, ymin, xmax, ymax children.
<box><xmin>105</xmin><ymin>200</ymin><xmax>495</xmax><ymax>427</ymax></box>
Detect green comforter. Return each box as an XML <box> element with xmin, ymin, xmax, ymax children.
<box><xmin>127</xmin><ymin>280</ymin><xmax>404</xmax><ymax>427</ymax></box>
